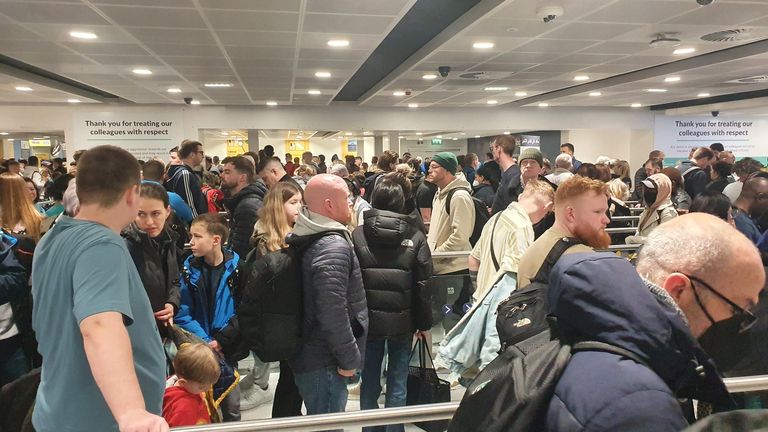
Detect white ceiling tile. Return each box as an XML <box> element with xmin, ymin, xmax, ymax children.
<box><xmin>199</xmin><ymin>0</ymin><xmax>300</xmax><ymax>12</ymax></box>
<box><xmin>305</xmin><ymin>0</ymin><xmax>411</xmax><ymax>16</ymax></box>
<box><xmin>543</xmin><ymin>22</ymin><xmax>643</xmax><ymax>41</ymax></box>
<box><xmin>526</xmin><ymin>63</ymin><xmax>591</xmax><ymax>73</ymax></box>
<box><xmin>218</xmin><ymin>30</ymin><xmax>297</xmax><ymax>47</ymax></box>
<box><xmin>464</xmin><ymin>18</ymin><xmax>565</xmax><ymax>39</ymax></box>
<box><xmin>145</xmin><ymin>43</ymin><xmax>222</xmax><ymax>57</ymax></box>
<box><xmin>302</xmin><ymin>13</ymin><xmax>394</xmax><ymax>34</ymax></box>
<box><xmin>298</xmin><ymin>48</ymin><xmax>369</xmax><ymax>61</ymax></box>
<box><xmin>552</xmin><ymin>53</ymin><xmax>628</xmax><ymax>64</ymax></box>
<box><xmin>0</xmin><ymin>2</ymin><xmax>109</xmax><ymax>25</ymax></box>
<box><xmin>61</xmin><ymin>42</ymin><xmax>150</xmax><ymax>56</ymax></box>
<box><xmin>582</xmin><ymin>0</ymin><xmax>698</xmax><ymax>24</ymax></box>
<box><xmin>426</xmin><ymin>50</ymin><xmax>496</xmax><ymax>63</ymax></box>
<box><xmin>226</xmin><ymin>46</ymin><xmax>296</xmax><ymax>60</ymax></box>
<box><xmin>130</xmin><ymin>28</ymin><xmax>216</xmax><ymax>45</ymax></box>
<box><xmin>579</xmin><ymin>41</ymin><xmax>652</xmax><ymax>54</ymax></box>
<box><xmin>663</xmin><ymin>2</ymin><xmax>768</xmax><ymax>26</ymax></box>
<box><xmin>513</xmin><ymin>39</ymin><xmax>599</xmax><ymax>54</ymax></box>
<box><xmin>491</xmin><ymin>0</ymin><xmax>611</xmax><ymax>21</ymax></box>
<box><xmin>92</xmin><ymin>0</ymin><xmax>192</xmax><ymax>6</ymax></box>
<box><xmin>97</xmin><ymin>6</ymin><xmax>206</xmax><ymax>28</ymax></box>
<box><xmin>205</xmin><ymin>10</ymin><xmax>298</xmax><ymax>31</ymax></box>
<box><xmin>466</xmin><ymin>63</ymin><xmax>536</xmax><ymax>72</ymax></box>
<box><xmin>89</xmin><ymin>54</ymin><xmax>165</xmax><ymax>66</ymax></box>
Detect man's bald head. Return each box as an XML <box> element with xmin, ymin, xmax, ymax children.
<box><xmin>738</xmin><ymin>175</ymin><xmax>768</xmax><ymax>217</ymax></box>
<box><xmin>304</xmin><ymin>174</ymin><xmax>351</xmax><ymax>224</ymax></box>
<box><xmin>637</xmin><ymin>213</ymin><xmax>764</xmax><ymax>336</ymax></box>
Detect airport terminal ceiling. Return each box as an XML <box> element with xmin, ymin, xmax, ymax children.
<box><xmin>0</xmin><ymin>0</ymin><xmax>767</xmax><ymax>112</ymax></box>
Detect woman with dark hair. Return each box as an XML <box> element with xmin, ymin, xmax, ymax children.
<box><xmin>662</xmin><ymin>167</ymin><xmax>691</xmax><ymax>213</ymax></box>
<box><xmin>594</xmin><ymin>163</ymin><xmax>613</xmax><ymax>183</ymax></box>
<box><xmin>43</xmin><ymin>173</ymin><xmax>73</xmax><ymax>218</ymax></box>
<box><xmin>352</xmin><ymin>177</ymin><xmax>433</xmax><ymax>432</ymax></box>
<box><xmin>473</xmin><ymin>164</ymin><xmax>499</xmax><ymax>209</ymax></box>
<box><xmin>707</xmin><ymin>161</ymin><xmax>732</xmax><ymax>193</ymax></box>
<box><xmin>576</xmin><ymin>162</ymin><xmax>599</xmax><ymax>180</ymax></box>
<box><xmin>22</xmin><ymin>177</ymin><xmax>44</xmax><ymax>214</ymax></box>
<box><xmin>689</xmin><ymin>189</ymin><xmax>734</xmax><ymax>226</ymax></box>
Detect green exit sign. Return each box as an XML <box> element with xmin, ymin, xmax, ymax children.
<box><xmin>431</xmin><ymin>138</ymin><xmax>442</xmax><ymax>145</ymax></box>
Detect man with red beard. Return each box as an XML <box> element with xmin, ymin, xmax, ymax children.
<box><xmin>517</xmin><ymin>175</ymin><xmax>610</xmax><ymax>287</ymax></box>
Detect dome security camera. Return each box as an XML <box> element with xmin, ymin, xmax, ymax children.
<box><xmin>183</xmin><ymin>97</ymin><xmax>192</xmax><ymax>105</ymax></box>
<box><xmin>536</xmin><ymin>5</ymin><xmax>565</xmax><ymax>23</ymax></box>
<box><xmin>438</xmin><ymin>66</ymin><xmax>451</xmax><ymax>78</ymax></box>
<box><xmin>696</xmin><ymin>0</ymin><xmax>714</xmax><ymax>5</ymax></box>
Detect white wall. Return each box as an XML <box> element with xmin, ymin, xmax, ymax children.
<box><xmin>400</xmin><ymin>139</ymin><xmax>467</xmax><ymax>158</ymax></box>
<box><xmin>561</xmin><ymin>129</ymin><xmax>653</xmax><ymax>172</ymax></box>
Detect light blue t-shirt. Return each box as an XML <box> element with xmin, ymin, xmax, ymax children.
<box><xmin>31</xmin><ymin>217</ymin><xmax>165</xmax><ymax>432</ymax></box>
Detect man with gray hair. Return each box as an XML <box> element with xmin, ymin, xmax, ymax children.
<box><xmin>636</xmin><ymin>213</ymin><xmax>764</xmax><ymax>372</ymax></box>
<box><xmin>545</xmin><ymin>153</ymin><xmax>573</xmax><ymax>186</ymax></box>
<box><xmin>329</xmin><ymin>163</ymin><xmax>349</xmax><ymax>178</ymax></box>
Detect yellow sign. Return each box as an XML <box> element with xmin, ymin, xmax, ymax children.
<box><xmin>226</xmin><ymin>139</ymin><xmax>249</xmax><ymax>157</ymax></box>
<box><xmin>285</xmin><ymin>140</ymin><xmax>309</xmax><ymax>163</ymax></box>
<box><xmin>29</xmin><ymin>139</ymin><xmax>51</xmax><ymax>147</ymax></box>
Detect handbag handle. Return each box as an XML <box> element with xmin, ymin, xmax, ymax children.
<box><xmin>409</xmin><ymin>337</ymin><xmax>436</xmax><ymax>370</ymax></box>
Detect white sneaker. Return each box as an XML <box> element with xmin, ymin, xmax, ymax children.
<box><xmin>347</xmin><ymin>382</ymin><xmax>361</xmax><ymax>400</ymax></box>
<box><xmin>239</xmin><ymin>385</ymin><xmax>273</xmax><ymax>411</ymax></box>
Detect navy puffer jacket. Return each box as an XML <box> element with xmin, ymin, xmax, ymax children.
<box><xmin>545</xmin><ymin>253</ymin><xmax>734</xmax><ymax>432</ymax></box>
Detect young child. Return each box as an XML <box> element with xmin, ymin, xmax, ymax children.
<box><xmin>163</xmin><ymin>343</ymin><xmax>220</xmax><ymax>427</ymax></box>
<box><xmin>175</xmin><ymin>213</ymin><xmax>242</xmax><ymax>421</ymax></box>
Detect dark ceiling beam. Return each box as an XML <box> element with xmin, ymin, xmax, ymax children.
<box><xmin>649</xmin><ymin>88</ymin><xmax>768</xmax><ymax>110</ymax></box>
<box><xmin>0</xmin><ymin>54</ymin><xmax>124</xmax><ymax>103</ymax></box>
<box><xmin>334</xmin><ymin>0</ymin><xmax>506</xmax><ymax>103</ymax></box>
<box><xmin>509</xmin><ymin>38</ymin><xmax>768</xmax><ymax>107</ymax></box>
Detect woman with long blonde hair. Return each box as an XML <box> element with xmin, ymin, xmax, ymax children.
<box><xmin>251</xmin><ymin>181</ymin><xmax>303</xmax><ymax>255</ymax></box>
<box><xmin>0</xmin><ymin>173</ymin><xmax>43</xmax><ymax>240</ymax></box>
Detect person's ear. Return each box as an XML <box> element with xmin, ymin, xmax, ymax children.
<box><xmin>126</xmin><ymin>184</ymin><xmax>139</xmax><ymax>207</ymax></box>
<box><xmin>213</xmin><ymin>234</ymin><xmax>221</xmax><ymax>247</ymax></box>
<box><xmin>544</xmin><ymin>201</ymin><xmax>554</xmax><ymax>214</ymax></box>
<box><xmin>663</xmin><ymin>273</ymin><xmax>690</xmax><ymax>304</ymax></box>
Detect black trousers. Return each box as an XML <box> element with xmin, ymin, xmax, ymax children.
<box><xmin>272</xmin><ymin>361</ymin><xmax>303</xmax><ymax>417</ymax></box>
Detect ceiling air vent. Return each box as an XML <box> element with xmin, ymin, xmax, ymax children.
<box><xmin>725</xmin><ymin>75</ymin><xmax>768</xmax><ymax>84</ymax></box>
<box><xmin>701</xmin><ymin>28</ymin><xmax>759</xmax><ymax>42</ymax></box>
<box><xmin>457</xmin><ymin>71</ymin><xmax>511</xmax><ymax>80</ymax></box>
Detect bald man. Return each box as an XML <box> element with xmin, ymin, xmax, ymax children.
<box><xmin>286</xmin><ymin>174</ymin><xmax>368</xmax><ymax>417</ymax></box>
<box><xmin>637</xmin><ymin>213</ymin><xmax>764</xmax><ymax>371</ymax></box>
<box><xmin>256</xmin><ymin>156</ymin><xmax>302</xmax><ymax>192</ymax></box>
<box><xmin>732</xmin><ymin>175</ymin><xmax>768</xmax><ymax>243</ymax></box>
<box><xmin>543</xmin><ymin>213</ymin><xmax>762</xmax><ymax>431</ymax></box>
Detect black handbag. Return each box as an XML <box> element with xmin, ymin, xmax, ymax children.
<box><xmin>406</xmin><ymin>338</ymin><xmax>451</xmax><ymax>432</ymax></box>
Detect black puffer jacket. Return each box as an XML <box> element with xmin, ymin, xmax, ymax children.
<box><xmin>123</xmin><ymin>225</ymin><xmax>181</xmax><ymax>313</ymax></box>
<box><xmin>224</xmin><ymin>180</ymin><xmax>268</xmax><ymax>259</ymax></box>
<box><xmin>287</xmin><ymin>211</ymin><xmax>368</xmax><ymax>373</ymax></box>
<box><xmin>352</xmin><ymin>210</ymin><xmax>433</xmax><ymax>339</ymax></box>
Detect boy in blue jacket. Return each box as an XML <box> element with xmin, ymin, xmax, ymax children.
<box><xmin>175</xmin><ymin>213</ymin><xmax>241</xmax><ymax>421</ymax></box>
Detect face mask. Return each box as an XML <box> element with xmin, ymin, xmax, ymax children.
<box><xmin>472</xmin><ymin>180</ymin><xmax>480</xmax><ymax>187</ymax></box>
<box><xmin>697</xmin><ymin>315</ymin><xmax>751</xmax><ymax>372</ymax></box>
<box><xmin>643</xmin><ymin>189</ymin><xmax>658</xmax><ymax>206</ymax></box>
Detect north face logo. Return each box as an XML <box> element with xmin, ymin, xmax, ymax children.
<box><xmin>513</xmin><ymin>318</ymin><xmax>532</xmax><ymax>328</ymax></box>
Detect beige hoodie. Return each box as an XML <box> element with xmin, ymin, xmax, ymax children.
<box><xmin>427</xmin><ymin>175</ymin><xmax>475</xmax><ymax>274</ymax></box>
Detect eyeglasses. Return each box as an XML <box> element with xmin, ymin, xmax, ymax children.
<box><xmin>684</xmin><ymin>273</ymin><xmax>756</xmax><ymax>333</ymax></box>
<box><xmin>347</xmin><ymin>195</ymin><xmax>354</xmax><ymax>206</ymax></box>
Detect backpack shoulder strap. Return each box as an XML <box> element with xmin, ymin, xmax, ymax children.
<box><xmin>444</xmin><ymin>187</ymin><xmax>472</xmax><ymax>215</ymax></box>
<box><xmin>572</xmin><ymin>341</ymin><xmax>650</xmax><ymax>369</ymax></box>
<box><xmin>682</xmin><ymin>165</ymin><xmax>701</xmax><ymax>177</ymax></box>
<box><xmin>531</xmin><ymin>237</ymin><xmax>581</xmax><ymax>283</ymax></box>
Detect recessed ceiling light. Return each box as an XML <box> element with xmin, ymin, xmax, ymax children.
<box><xmin>132</xmin><ymin>68</ymin><xmax>152</xmax><ymax>75</ymax></box>
<box><xmin>485</xmin><ymin>86</ymin><xmax>509</xmax><ymax>91</ymax></box>
<box><xmin>221</xmin><ymin>132</ymin><xmax>229</xmax><ymax>136</ymax></box>
<box><xmin>416</xmin><ymin>132</ymin><xmax>423</xmax><ymax>136</ymax></box>
<box><xmin>673</xmin><ymin>47</ymin><xmax>696</xmax><ymax>55</ymax></box>
<box><xmin>393</xmin><ymin>91</ymin><xmax>406</xmax><ymax>96</ymax></box>
<box><xmin>514</xmin><ymin>91</ymin><xmax>528</xmax><ymax>97</ymax></box>
<box><xmin>698</xmin><ymin>92</ymin><xmax>711</xmax><ymax>97</ymax></box>
<box><xmin>266</xmin><ymin>101</ymin><xmax>277</xmax><ymax>106</ymax></box>
<box><xmin>573</xmin><ymin>75</ymin><xmax>590</xmax><ymax>81</ymax></box>
<box><xmin>503</xmin><ymin>131</ymin><xmax>511</xmax><ymax>135</ymax></box>
<box><xmin>204</xmin><ymin>83</ymin><xmax>232</xmax><ymax>88</ymax></box>
<box><xmin>167</xmin><ymin>88</ymin><xmax>182</xmax><ymax>93</ymax></box>
<box><xmin>436</xmin><ymin>135</ymin><xmax>443</xmax><ymax>139</ymax></box>
<box><xmin>647</xmin><ymin>88</ymin><xmax>667</xmax><ymax>93</ymax></box>
<box><xmin>422</xmin><ymin>74</ymin><xmax>438</xmax><ymax>80</ymax></box>
<box><xmin>69</xmin><ymin>30</ymin><xmax>97</xmax><ymax>40</ymax></box>
<box><xmin>408</xmin><ymin>103</ymin><xmax>419</xmax><ymax>108</ymax></box>
<box><xmin>538</xmin><ymin>103</ymin><xmax>549</xmax><ymax>107</ymax></box>
<box><xmin>0</xmin><ymin>132</ymin><xmax>8</xmax><ymax>135</ymax></box>
<box><xmin>664</xmin><ymin>76</ymin><xmax>681</xmax><ymax>82</ymax></box>
<box><xmin>67</xmin><ymin>98</ymin><xmax>81</xmax><ymax>103</ymax></box>
<box><xmin>345</xmin><ymin>132</ymin><xmax>353</xmax><ymax>136</ymax></box>
<box><xmin>190</xmin><ymin>100</ymin><xmax>201</xmax><ymax>105</ymax></box>
<box><xmin>15</xmin><ymin>86</ymin><xmax>32</xmax><ymax>91</ymax></box>
<box><xmin>487</xmin><ymin>100</ymin><xmax>498</xmax><ymax>105</ymax></box>
<box><xmin>452</xmin><ymin>137</ymin><xmax>458</xmax><ymax>141</ymax></box>
<box><xmin>315</xmin><ymin>71</ymin><xmax>331</xmax><ymax>78</ymax></box>
<box><xmin>589</xmin><ymin>92</ymin><xmax>602</xmax><ymax>97</ymax></box>
<box><xmin>308</xmin><ymin>89</ymin><xmax>321</xmax><ymax>95</ymax></box>
<box><xmin>327</xmin><ymin>39</ymin><xmax>350</xmax><ymax>48</ymax></box>
<box><xmin>398</xmin><ymin>136</ymin><xmax>404</xmax><ymax>139</ymax></box>
<box><xmin>473</xmin><ymin>42</ymin><xmax>495</xmax><ymax>49</ymax></box>
<box><xmin>631</xmin><ymin>103</ymin><xmax>642</xmax><ymax>108</ymax></box>
<box><xmin>474</xmin><ymin>135</ymin><xmax>480</xmax><ymax>138</ymax></box>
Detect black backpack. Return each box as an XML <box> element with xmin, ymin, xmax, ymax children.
<box><xmin>236</xmin><ymin>232</ymin><xmax>340</xmax><ymax>362</ymax></box>
<box><xmin>496</xmin><ymin>237</ymin><xmax>581</xmax><ymax>351</ymax></box>
<box><xmin>448</xmin><ymin>324</ymin><xmax>648</xmax><ymax>432</ymax></box>
<box><xmin>444</xmin><ymin>187</ymin><xmax>491</xmax><ymax>246</ymax></box>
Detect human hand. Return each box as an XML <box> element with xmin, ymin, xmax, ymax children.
<box><xmin>154</xmin><ymin>304</ymin><xmax>174</xmax><ymax>324</ymax></box>
<box><xmin>117</xmin><ymin>409</ymin><xmax>169</xmax><ymax>432</ymax></box>
<box><xmin>414</xmin><ymin>330</ymin><xmax>429</xmax><ymax>340</ymax></box>
<box><xmin>337</xmin><ymin>368</ymin><xmax>356</xmax><ymax>377</ymax></box>
<box><xmin>208</xmin><ymin>340</ymin><xmax>223</xmax><ymax>357</ymax></box>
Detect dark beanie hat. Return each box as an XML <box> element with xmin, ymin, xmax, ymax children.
<box><xmin>432</xmin><ymin>152</ymin><xmax>458</xmax><ymax>174</ymax></box>
<box><xmin>519</xmin><ymin>148</ymin><xmax>544</xmax><ymax>167</ymax></box>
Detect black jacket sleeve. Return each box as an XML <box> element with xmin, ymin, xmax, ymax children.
<box><xmin>167</xmin><ymin>248</ymin><xmax>182</xmax><ymax>312</ymax></box>
<box><xmin>230</xmin><ymin>197</ymin><xmax>262</xmax><ymax>258</ymax></box>
<box><xmin>0</xmin><ymin>241</ymin><xmax>27</xmax><ymax>304</ymax></box>
<box><xmin>688</xmin><ymin>171</ymin><xmax>709</xmax><ymax>198</ymax></box>
<box><xmin>412</xmin><ymin>232</ymin><xmax>434</xmax><ymax>331</ymax></box>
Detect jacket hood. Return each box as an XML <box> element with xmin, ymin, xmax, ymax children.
<box><xmin>549</xmin><ymin>252</ymin><xmax>734</xmax><ymax>405</ymax></box>
<box><xmin>289</xmin><ymin>210</ymin><xmax>352</xmax><ymax>246</ymax></box>
<box><xmin>437</xmin><ymin>176</ymin><xmax>472</xmax><ymax>197</ymax></box>
<box><xmin>362</xmin><ymin>209</ymin><xmax>411</xmax><ymax>246</ymax></box>
<box><xmin>225</xmin><ymin>180</ymin><xmax>267</xmax><ymax>208</ymax></box>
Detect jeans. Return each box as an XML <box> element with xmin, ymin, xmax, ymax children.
<box><xmin>360</xmin><ymin>338</ymin><xmax>411</xmax><ymax>432</ymax></box>
<box><xmin>294</xmin><ymin>366</ymin><xmax>349</xmax><ymax>431</ymax></box>
<box><xmin>0</xmin><ymin>335</ymin><xmax>29</xmax><ymax>387</ymax></box>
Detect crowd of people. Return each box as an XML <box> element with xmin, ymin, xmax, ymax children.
<box><xmin>0</xmin><ymin>135</ymin><xmax>766</xmax><ymax>432</ymax></box>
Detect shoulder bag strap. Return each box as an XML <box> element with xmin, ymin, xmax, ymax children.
<box><xmin>531</xmin><ymin>237</ymin><xmax>581</xmax><ymax>284</ymax></box>
<box><xmin>489</xmin><ymin>214</ymin><xmax>501</xmax><ymax>272</ymax></box>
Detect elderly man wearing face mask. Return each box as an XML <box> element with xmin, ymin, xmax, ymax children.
<box><xmin>625</xmin><ymin>173</ymin><xmax>678</xmax><ymax>244</ymax></box>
